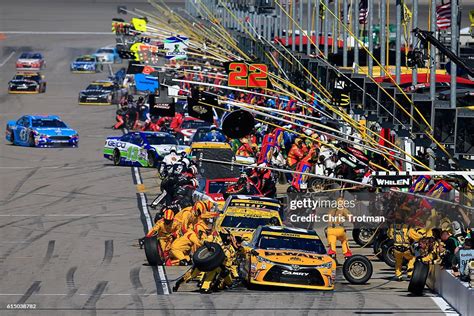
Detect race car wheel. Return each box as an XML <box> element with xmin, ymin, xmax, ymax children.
<box><xmin>42</xmin><ymin>83</ymin><xmax>47</xmax><ymax>93</ymax></box>
<box><xmin>408</xmin><ymin>261</ymin><xmax>429</xmax><ymax>295</ymax></box>
<box><xmin>352</xmin><ymin>228</ymin><xmax>375</xmax><ymax>247</ymax></box>
<box><xmin>28</xmin><ymin>133</ymin><xmax>35</xmax><ymax>147</ymax></box>
<box><xmin>193</xmin><ymin>242</ymin><xmax>225</xmax><ymax>272</ymax></box>
<box><xmin>10</xmin><ymin>132</ymin><xmax>15</xmax><ymax>145</ymax></box>
<box><xmin>144</xmin><ymin>237</ymin><xmax>165</xmax><ymax>266</ymax></box>
<box><xmin>381</xmin><ymin>239</ymin><xmax>396</xmax><ymax>268</ymax></box>
<box><xmin>343</xmin><ymin>255</ymin><xmax>373</xmax><ymax>284</ymax></box>
<box><xmin>147</xmin><ymin>150</ymin><xmax>157</xmax><ymax>167</ymax></box>
<box><xmin>113</xmin><ymin>149</ymin><xmax>121</xmax><ymax>166</ymax></box>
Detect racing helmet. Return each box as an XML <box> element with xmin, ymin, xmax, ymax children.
<box><xmin>210</xmin><ymin>124</ymin><xmax>217</xmax><ymax>131</ymax></box>
<box><xmin>451</xmin><ymin>221</ymin><xmax>464</xmax><ymax>236</ymax></box>
<box><xmin>188</xmin><ymin>165</ymin><xmax>198</xmax><ymax>176</ymax></box>
<box><xmin>190</xmin><ymin>178</ymin><xmax>199</xmax><ymax>189</ymax></box>
<box><xmin>163</xmin><ymin>209</ymin><xmax>175</xmax><ymax>221</ymax></box>
<box><xmin>193</xmin><ymin>200</ymin><xmax>207</xmax><ymax>216</ymax></box>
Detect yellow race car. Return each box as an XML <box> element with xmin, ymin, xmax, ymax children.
<box><xmin>215</xmin><ymin>206</ymin><xmax>282</xmax><ymax>241</ymax></box>
<box><xmin>239</xmin><ymin>226</ymin><xmax>336</xmax><ymax>290</ymax></box>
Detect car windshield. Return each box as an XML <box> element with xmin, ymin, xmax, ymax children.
<box><xmin>13</xmin><ymin>74</ymin><xmax>40</xmax><ymax>82</ymax></box>
<box><xmin>20</xmin><ymin>52</ymin><xmax>42</xmax><ymax>59</ymax></box>
<box><xmin>221</xmin><ymin>216</ymin><xmax>277</xmax><ymax>229</ymax></box>
<box><xmin>208</xmin><ymin>180</ymin><xmax>236</xmax><ymax>194</ymax></box>
<box><xmin>144</xmin><ymin>134</ymin><xmax>178</xmax><ymax>145</ymax></box>
<box><xmin>257</xmin><ymin>235</ymin><xmax>327</xmax><ymax>254</ymax></box>
<box><xmin>76</xmin><ymin>56</ymin><xmax>95</xmax><ymax>62</ymax></box>
<box><xmin>181</xmin><ymin>120</ymin><xmax>210</xmax><ymax>129</ymax></box>
<box><xmin>86</xmin><ymin>84</ymin><xmax>113</xmax><ymax>91</ymax></box>
<box><xmin>97</xmin><ymin>49</ymin><xmax>114</xmax><ymax>54</ymax></box>
<box><xmin>192</xmin><ymin>128</ymin><xmax>210</xmax><ymax>141</ymax></box>
<box><xmin>32</xmin><ymin>119</ymin><xmax>67</xmax><ymax>128</ymax></box>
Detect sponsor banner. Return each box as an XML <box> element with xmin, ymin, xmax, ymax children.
<box><xmin>459</xmin><ymin>249</ymin><xmax>474</xmax><ymax>276</ymax></box>
<box><xmin>134</xmin><ymin>73</ymin><xmax>159</xmax><ymax>92</ymax></box>
<box><xmin>163</xmin><ymin>36</ymin><xmax>188</xmax><ymax>60</ymax></box>
<box><xmin>372</xmin><ymin>172</ymin><xmax>412</xmax><ymax>188</ymax></box>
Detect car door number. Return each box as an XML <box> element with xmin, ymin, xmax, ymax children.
<box><xmin>127</xmin><ymin>147</ymin><xmax>139</xmax><ymax>161</ymax></box>
<box><xmin>19</xmin><ymin>129</ymin><xmax>28</xmax><ymax>141</ymax></box>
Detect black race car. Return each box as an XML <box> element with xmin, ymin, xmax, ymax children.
<box><xmin>8</xmin><ymin>72</ymin><xmax>46</xmax><ymax>94</ymax></box>
<box><xmin>78</xmin><ymin>80</ymin><xmax>126</xmax><ymax>105</ymax></box>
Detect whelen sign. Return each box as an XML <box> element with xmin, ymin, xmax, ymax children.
<box><xmin>372</xmin><ymin>172</ymin><xmax>412</xmax><ymax>188</ymax></box>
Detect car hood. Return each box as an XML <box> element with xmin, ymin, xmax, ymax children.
<box><xmin>17</xmin><ymin>58</ymin><xmax>41</xmax><ymax>63</ymax></box>
<box><xmin>255</xmin><ymin>249</ymin><xmax>332</xmax><ymax>266</ymax></box>
<box><xmin>149</xmin><ymin>144</ymin><xmax>189</xmax><ymax>155</ymax></box>
<box><xmin>81</xmin><ymin>89</ymin><xmax>111</xmax><ymax>95</ymax></box>
<box><xmin>72</xmin><ymin>61</ymin><xmax>95</xmax><ymax>66</ymax></box>
<box><xmin>33</xmin><ymin>128</ymin><xmax>77</xmax><ymax>136</ymax></box>
<box><xmin>10</xmin><ymin>80</ymin><xmax>37</xmax><ymax>85</ymax></box>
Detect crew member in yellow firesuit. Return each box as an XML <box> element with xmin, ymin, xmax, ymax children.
<box><xmin>326</xmin><ymin>197</ymin><xmax>352</xmax><ymax>258</ymax></box>
<box><xmin>145</xmin><ymin>209</ymin><xmax>180</xmax><ymax>252</ymax></box>
<box><xmin>169</xmin><ymin>214</ymin><xmax>214</xmax><ymax>265</ymax></box>
<box><xmin>388</xmin><ymin>221</ymin><xmax>416</xmax><ymax>281</ymax></box>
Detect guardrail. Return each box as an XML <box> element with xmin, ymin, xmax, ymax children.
<box><xmin>427</xmin><ymin>265</ymin><xmax>474</xmax><ymax>316</ymax></box>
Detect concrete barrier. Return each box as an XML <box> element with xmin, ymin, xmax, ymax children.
<box><xmin>427</xmin><ymin>265</ymin><xmax>474</xmax><ymax>316</ymax></box>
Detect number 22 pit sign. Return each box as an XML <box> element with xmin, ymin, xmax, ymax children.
<box><xmin>163</xmin><ymin>36</ymin><xmax>189</xmax><ymax>60</ymax></box>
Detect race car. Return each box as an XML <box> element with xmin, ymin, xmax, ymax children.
<box><xmin>103</xmin><ymin>131</ymin><xmax>188</xmax><ymax>167</ymax></box>
<box><xmin>221</xmin><ymin>195</ymin><xmax>283</xmax><ymax>215</ymax></box>
<box><xmin>239</xmin><ymin>226</ymin><xmax>336</xmax><ymax>290</ymax></box>
<box><xmin>93</xmin><ymin>46</ymin><xmax>121</xmax><ymax>64</ymax></box>
<box><xmin>196</xmin><ymin>177</ymin><xmax>239</xmax><ymax>206</ymax></box>
<box><xmin>15</xmin><ymin>52</ymin><xmax>45</xmax><ymax>70</ymax></box>
<box><xmin>173</xmin><ymin>117</ymin><xmax>211</xmax><ymax>144</ymax></box>
<box><xmin>6</xmin><ymin>115</ymin><xmax>79</xmax><ymax>147</ymax></box>
<box><xmin>78</xmin><ymin>80</ymin><xmax>125</xmax><ymax>105</ymax></box>
<box><xmin>215</xmin><ymin>205</ymin><xmax>282</xmax><ymax>241</ymax></box>
<box><xmin>70</xmin><ymin>55</ymin><xmax>102</xmax><ymax>73</ymax></box>
<box><xmin>8</xmin><ymin>72</ymin><xmax>46</xmax><ymax>94</ymax></box>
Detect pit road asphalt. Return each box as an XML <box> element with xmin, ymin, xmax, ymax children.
<box><xmin>0</xmin><ymin>1</ymin><xmax>459</xmax><ymax>315</ymax></box>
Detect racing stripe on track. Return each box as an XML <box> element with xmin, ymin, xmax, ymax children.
<box><xmin>131</xmin><ymin>166</ymin><xmax>170</xmax><ymax>295</ymax></box>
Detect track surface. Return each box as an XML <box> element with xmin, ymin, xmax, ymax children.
<box><xmin>0</xmin><ymin>1</ymin><xmax>461</xmax><ymax>315</ymax></box>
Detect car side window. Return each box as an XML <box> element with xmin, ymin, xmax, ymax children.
<box><xmin>121</xmin><ymin>134</ymin><xmax>133</xmax><ymax>142</ymax></box>
<box><xmin>17</xmin><ymin>118</ymin><xmax>24</xmax><ymax>126</ymax></box>
<box><xmin>132</xmin><ymin>134</ymin><xmax>143</xmax><ymax>146</ymax></box>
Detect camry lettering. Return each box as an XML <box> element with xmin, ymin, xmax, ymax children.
<box><xmin>281</xmin><ymin>271</ymin><xmax>309</xmax><ymax>276</ymax></box>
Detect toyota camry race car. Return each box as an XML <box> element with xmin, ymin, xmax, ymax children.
<box><xmin>16</xmin><ymin>52</ymin><xmax>45</xmax><ymax>70</ymax></box>
<box><xmin>93</xmin><ymin>46</ymin><xmax>121</xmax><ymax>64</ymax></box>
<box><xmin>215</xmin><ymin>205</ymin><xmax>282</xmax><ymax>241</ymax></box>
<box><xmin>70</xmin><ymin>55</ymin><xmax>102</xmax><ymax>73</ymax></box>
<box><xmin>104</xmin><ymin>131</ymin><xmax>188</xmax><ymax>167</ymax></box>
<box><xmin>239</xmin><ymin>226</ymin><xmax>336</xmax><ymax>290</ymax></box>
<box><xmin>8</xmin><ymin>72</ymin><xmax>46</xmax><ymax>94</ymax></box>
<box><xmin>6</xmin><ymin>115</ymin><xmax>79</xmax><ymax>147</ymax></box>
<box><xmin>78</xmin><ymin>80</ymin><xmax>125</xmax><ymax>105</ymax></box>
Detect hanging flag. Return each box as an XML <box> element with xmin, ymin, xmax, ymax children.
<box><xmin>436</xmin><ymin>1</ymin><xmax>452</xmax><ymax>30</ymax></box>
<box><xmin>359</xmin><ymin>0</ymin><xmax>369</xmax><ymax>25</ymax></box>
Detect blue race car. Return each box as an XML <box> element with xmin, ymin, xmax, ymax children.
<box><xmin>103</xmin><ymin>131</ymin><xmax>188</xmax><ymax>167</ymax></box>
<box><xmin>6</xmin><ymin>115</ymin><xmax>79</xmax><ymax>147</ymax></box>
<box><xmin>93</xmin><ymin>46</ymin><xmax>122</xmax><ymax>64</ymax></box>
<box><xmin>70</xmin><ymin>55</ymin><xmax>102</xmax><ymax>73</ymax></box>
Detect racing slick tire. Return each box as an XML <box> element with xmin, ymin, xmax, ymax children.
<box><xmin>408</xmin><ymin>261</ymin><xmax>429</xmax><ymax>295</ymax></box>
<box><xmin>193</xmin><ymin>242</ymin><xmax>225</xmax><ymax>272</ymax></box>
<box><xmin>147</xmin><ymin>150</ymin><xmax>157</xmax><ymax>167</ymax></box>
<box><xmin>352</xmin><ymin>227</ymin><xmax>375</xmax><ymax>247</ymax></box>
<box><xmin>113</xmin><ymin>149</ymin><xmax>121</xmax><ymax>166</ymax></box>
<box><xmin>28</xmin><ymin>133</ymin><xmax>35</xmax><ymax>147</ymax></box>
<box><xmin>144</xmin><ymin>237</ymin><xmax>165</xmax><ymax>266</ymax></box>
<box><xmin>381</xmin><ymin>239</ymin><xmax>396</xmax><ymax>268</ymax></box>
<box><xmin>42</xmin><ymin>83</ymin><xmax>47</xmax><ymax>93</ymax></box>
<box><xmin>10</xmin><ymin>133</ymin><xmax>15</xmax><ymax>145</ymax></box>
<box><xmin>343</xmin><ymin>255</ymin><xmax>373</xmax><ymax>285</ymax></box>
